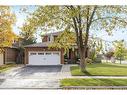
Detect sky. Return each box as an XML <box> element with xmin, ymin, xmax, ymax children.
<box><xmin>11</xmin><ymin>6</ymin><xmax>27</xmax><ymax>34</ymax></box>
<box><xmin>10</xmin><ymin>6</ymin><xmax>127</xmax><ymax>44</ymax></box>
<box><xmin>11</xmin><ymin>6</ymin><xmax>42</xmax><ymax>42</ymax></box>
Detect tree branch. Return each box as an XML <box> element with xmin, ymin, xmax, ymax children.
<box><xmin>84</xmin><ymin>6</ymin><xmax>97</xmax><ymax>55</ymax></box>
<box><xmin>88</xmin><ymin>6</ymin><xmax>97</xmax><ymax>27</ymax></box>
<box><xmin>72</xmin><ymin>17</ymin><xmax>79</xmax><ymax>45</ymax></box>
<box><xmin>92</xmin><ymin>17</ymin><xmax>114</xmax><ymax>23</ymax></box>
<box><xmin>92</xmin><ymin>16</ymin><xmax>127</xmax><ymax>24</ymax></box>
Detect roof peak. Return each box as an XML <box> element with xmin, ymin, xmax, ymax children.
<box><xmin>41</xmin><ymin>31</ymin><xmax>63</xmax><ymax>36</ymax></box>
<box><xmin>24</xmin><ymin>42</ymin><xmax>52</xmax><ymax>48</ymax></box>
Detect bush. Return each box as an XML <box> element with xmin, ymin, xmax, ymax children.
<box><xmin>85</xmin><ymin>58</ymin><xmax>92</xmax><ymax>64</ymax></box>
<box><xmin>105</xmin><ymin>51</ymin><xmax>114</xmax><ymax>60</ymax></box>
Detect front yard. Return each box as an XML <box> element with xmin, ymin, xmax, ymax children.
<box><xmin>0</xmin><ymin>63</ymin><xmax>17</xmax><ymax>73</ymax></box>
<box><xmin>71</xmin><ymin>63</ymin><xmax>127</xmax><ymax>76</ymax></box>
<box><xmin>60</xmin><ymin>78</ymin><xmax>127</xmax><ymax>86</ymax></box>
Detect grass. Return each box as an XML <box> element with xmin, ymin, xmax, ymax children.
<box><xmin>0</xmin><ymin>63</ymin><xmax>17</xmax><ymax>73</ymax></box>
<box><xmin>60</xmin><ymin>78</ymin><xmax>127</xmax><ymax>86</ymax></box>
<box><xmin>71</xmin><ymin>63</ymin><xmax>127</xmax><ymax>76</ymax></box>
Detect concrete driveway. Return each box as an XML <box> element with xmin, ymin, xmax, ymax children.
<box><xmin>0</xmin><ymin>65</ymin><xmax>62</xmax><ymax>89</ymax></box>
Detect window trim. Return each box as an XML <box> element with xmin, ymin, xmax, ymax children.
<box><xmin>45</xmin><ymin>52</ymin><xmax>52</xmax><ymax>55</ymax></box>
<box><xmin>53</xmin><ymin>53</ymin><xmax>59</xmax><ymax>55</ymax></box>
<box><xmin>38</xmin><ymin>53</ymin><xmax>44</xmax><ymax>55</ymax></box>
<box><xmin>30</xmin><ymin>53</ymin><xmax>36</xmax><ymax>55</ymax></box>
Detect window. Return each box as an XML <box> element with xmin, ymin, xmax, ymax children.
<box><xmin>38</xmin><ymin>53</ymin><xmax>44</xmax><ymax>55</ymax></box>
<box><xmin>45</xmin><ymin>53</ymin><xmax>51</xmax><ymax>55</ymax></box>
<box><xmin>30</xmin><ymin>53</ymin><xmax>36</xmax><ymax>55</ymax></box>
<box><xmin>53</xmin><ymin>53</ymin><xmax>59</xmax><ymax>55</ymax></box>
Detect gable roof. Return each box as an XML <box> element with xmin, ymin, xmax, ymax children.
<box><xmin>24</xmin><ymin>42</ymin><xmax>52</xmax><ymax>48</ymax></box>
<box><xmin>41</xmin><ymin>31</ymin><xmax>62</xmax><ymax>37</ymax></box>
<box><xmin>0</xmin><ymin>46</ymin><xmax>18</xmax><ymax>49</ymax></box>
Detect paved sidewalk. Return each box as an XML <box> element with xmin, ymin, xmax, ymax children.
<box><xmin>67</xmin><ymin>76</ymin><xmax>127</xmax><ymax>79</ymax></box>
<box><xmin>58</xmin><ymin>64</ymin><xmax>71</xmax><ymax>78</ymax></box>
<box><xmin>0</xmin><ymin>79</ymin><xmax>60</xmax><ymax>89</ymax></box>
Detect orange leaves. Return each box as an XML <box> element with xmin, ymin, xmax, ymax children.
<box><xmin>0</xmin><ymin>6</ymin><xmax>16</xmax><ymax>48</ymax></box>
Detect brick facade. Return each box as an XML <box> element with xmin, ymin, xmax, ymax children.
<box><xmin>42</xmin><ymin>36</ymin><xmax>48</xmax><ymax>42</ymax></box>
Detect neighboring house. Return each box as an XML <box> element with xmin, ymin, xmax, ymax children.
<box><xmin>24</xmin><ymin>32</ymin><xmax>83</xmax><ymax>65</ymax></box>
<box><xmin>0</xmin><ymin>36</ymin><xmax>23</xmax><ymax>65</ymax></box>
<box><xmin>0</xmin><ymin>47</ymin><xmax>18</xmax><ymax>65</ymax></box>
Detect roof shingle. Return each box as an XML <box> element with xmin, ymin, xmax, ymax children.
<box><xmin>24</xmin><ymin>42</ymin><xmax>52</xmax><ymax>48</ymax></box>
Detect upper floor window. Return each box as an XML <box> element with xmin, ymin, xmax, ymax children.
<box><xmin>42</xmin><ymin>35</ymin><xmax>58</xmax><ymax>42</ymax></box>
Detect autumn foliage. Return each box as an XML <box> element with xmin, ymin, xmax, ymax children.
<box><xmin>0</xmin><ymin>6</ymin><xmax>16</xmax><ymax>48</ymax></box>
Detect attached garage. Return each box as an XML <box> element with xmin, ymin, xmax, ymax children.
<box><xmin>29</xmin><ymin>51</ymin><xmax>61</xmax><ymax>65</ymax></box>
<box><xmin>0</xmin><ymin>53</ymin><xmax>4</xmax><ymax>65</ymax></box>
<box><xmin>24</xmin><ymin>42</ymin><xmax>64</xmax><ymax>65</ymax></box>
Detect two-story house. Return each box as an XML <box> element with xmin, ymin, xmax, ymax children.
<box><xmin>24</xmin><ymin>31</ymin><xmax>80</xmax><ymax>65</ymax></box>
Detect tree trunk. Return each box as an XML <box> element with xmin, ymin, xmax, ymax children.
<box><xmin>120</xmin><ymin>57</ymin><xmax>122</xmax><ymax>64</ymax></box>
<box><xmin>71</xmin><ymin>6</ymin><xmax>97</xmax><ymax>73</ymax></box>
<box><xmin>72</xmin><ymin>16</ymin><xmax>87</xmax><ymax>72</ymax></box>
<box><xmin>79</xmin><ymin>48</ymin><xmax>86</xmax><ymax>72</ymax></box>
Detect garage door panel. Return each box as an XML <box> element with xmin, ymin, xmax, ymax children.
<box><xmin>50</xmin><ymin>53</ymin><xmax>60</xmax><ymax>65</ymax></box>
<box><xmin>29</xmin><ymin>55</ymin><xmax>45</xmax><ymax>65</ymax></box>
<box><xmin>28</xmin><ymin>51</ymin><xmax>61</xmax><ymax>65</ymax></box>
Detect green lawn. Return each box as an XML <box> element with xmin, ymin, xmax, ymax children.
<box><xmin>71</xmin><ymin>63</ymin><xmax>127</xmax><ymax>76</ymax></box>
<box><xmin>0</xmin><ymin>63</ymin><xmax>17</xmax><ymax>73</ymax></box>
<box><xmin>60</xmin><ymin>78</ymin><xmax>127</xmax><ymax>86</ymax></box>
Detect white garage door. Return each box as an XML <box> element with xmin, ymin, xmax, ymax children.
<box><xmin>0</xmin><ymin>53</ymin><xmax>4</xmax><ymax>65</ymax></box>
<box><xmin>28</xmin><ymin>51</ymin><xmax>61</xmax><ymax>65</ymax></box>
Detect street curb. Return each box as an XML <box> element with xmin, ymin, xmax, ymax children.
<box><xmin>62</xmin><ymin>86</ymin><xmax>127</xmax><ymax>89</ymax></box>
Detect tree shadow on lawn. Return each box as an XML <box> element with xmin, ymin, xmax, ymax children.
<box><xmin>84</xmin><ymin>71</ymin><xmax>92</xmax><ymax>76</ymax></box>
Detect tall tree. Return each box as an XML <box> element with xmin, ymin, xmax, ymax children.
<box><xmin>114</xmin><ymin>40</ymin><xmax>126</xmax><ymax>64</ymax></box>
<box><xmin>22</xmin><ymin>6</ymin><xmax>127</xmax><ymax>72</ymax></box>
<box><xmin>20</xmin><ymin>23</ymin><xmax>37</xmax><ymax>46</ymax></box>
<box><xmin>0</xmin><ymin>6</ymin><xmax>16</xmax><ymax>50</ymax></box>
